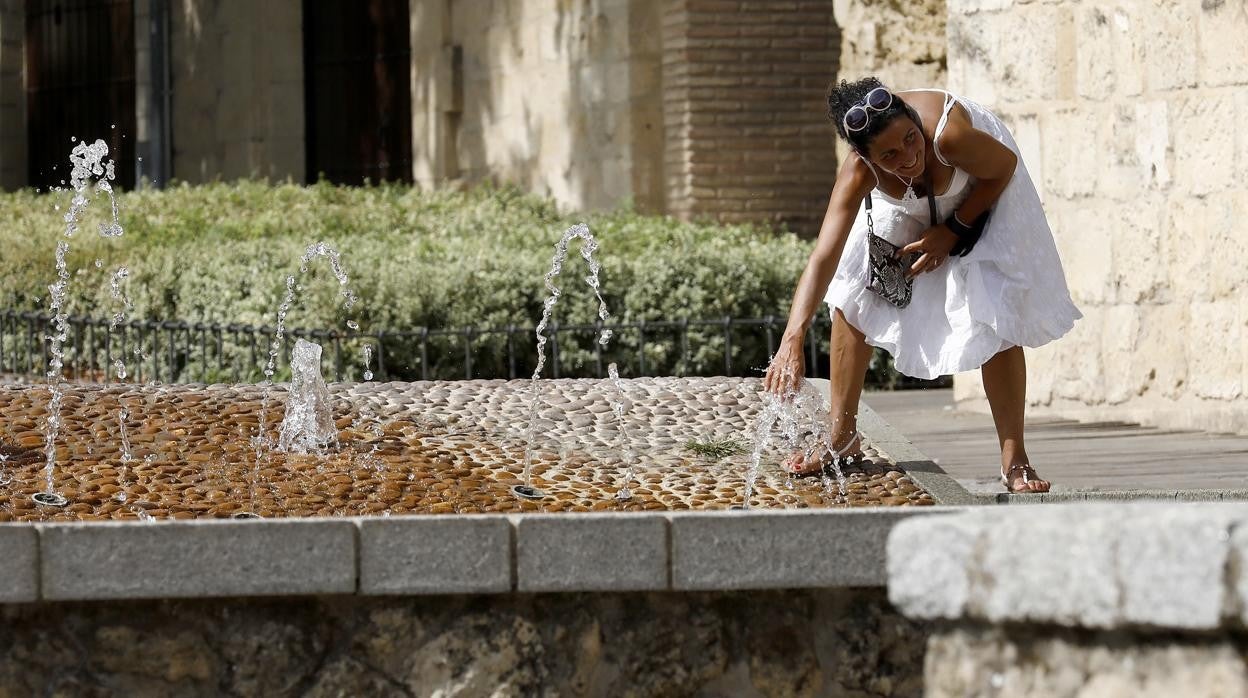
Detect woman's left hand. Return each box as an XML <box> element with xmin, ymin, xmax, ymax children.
<box><xmin>899</xmin><ymin>224</ymin><xmax>960</xmax><ymax>278</ymax></box>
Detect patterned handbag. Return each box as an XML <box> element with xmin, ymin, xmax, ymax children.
<box><xmin>866</xmin><ymin>175</ymin><xmax>939</xmax><ymax>309</ymax></box>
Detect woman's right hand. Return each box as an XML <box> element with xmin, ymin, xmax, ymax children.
<box><xmin>763</xmin><ymin>336</ymin><xmax>806</xmax><ymax>398</ymax></box>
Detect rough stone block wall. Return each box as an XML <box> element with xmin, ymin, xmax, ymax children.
<box><xmin>410</xmin><ymin>0</ymin><xmax>664</xmax><ymax>215</ymax></box>
<box><xmin>662</xmin><ymin>0</ymin><xmax>840</xmax><ymax>236</ymax></box>
<box><xmin>0</xmin><ymin>589</ymin><xmax>927</xmax><ymax>697</ymax></box>
<box><xmin>833</xmin><ymin>0</ymin><xmax>947</xmax><ymax>91</ymax></box>
<box><xmin>0</xmin><ymin>0</ymin><xmax>23</xmax><ymax>190</ymax></box>
<box><xmin>947</xmin><ymin>0</ymin><xmax>1248</xmax><ymax>435</ymax></box>
<box><xmin>170</xmin><ymin>0</ymin><xmax>305</xmax><ymax>183</ymax></box>
<box><xmin>409</xmin><ymin>0</ymin><xmax>453</xmax><ymax>188</ymax></box>
<box><xmin>891</xmin><ymin>503</ymin><xmax>1248</xmax><ymax>695</ymax></box>
<box><xmin>926</xmin><ymin>625</ymin><xmax>1248</xmax><ymax>696</ymax></box>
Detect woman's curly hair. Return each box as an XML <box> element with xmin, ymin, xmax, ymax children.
<box><xmin>826</xmin><ymin>77</ymin><xmax>920</xmax><ymax>154</ymax></box>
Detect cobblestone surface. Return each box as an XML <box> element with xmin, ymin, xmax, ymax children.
<box><xmin>0</xmin><ymin>378</ymin><xmax>932</xmax><ymax>521</ymax></box>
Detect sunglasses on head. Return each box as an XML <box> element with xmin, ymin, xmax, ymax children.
<box><xmin>842</xmin><ymin>87</ymin><xmax>894</xmax><ymax>134</ymax></box>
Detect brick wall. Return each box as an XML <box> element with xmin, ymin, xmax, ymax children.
<box><xmin>662</xmin><ymin>0</ymin><xmax>840</xmax><ymax>236</ymax></box>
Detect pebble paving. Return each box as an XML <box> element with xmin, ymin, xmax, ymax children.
<box><xmin>0</xmin><ymin>377</ymin><xmax>933</xmax><ymax>521</ymax></box>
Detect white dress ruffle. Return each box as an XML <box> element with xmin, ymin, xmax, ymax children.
<box><xmin>824</xmin><ymin>90</ymin><xmax>1081</xmax><ymax>380</ymax></box>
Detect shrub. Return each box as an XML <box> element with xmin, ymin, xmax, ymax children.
<box><xmin>0</xmin><ymin>181</ymin><xmax>827</xmax><ymax>382</ymax></box>
<box><xmin>0</xmin><ymin>181</ymin><xmax>940</xmax><ymax>388</ymax></box>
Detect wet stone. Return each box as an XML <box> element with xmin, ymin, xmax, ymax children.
<box><xmin>0</xmin><ymin>378</ymin><xmax>931</xmax><ymax>520</ymax></box>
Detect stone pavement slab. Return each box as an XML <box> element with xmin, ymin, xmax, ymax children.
<box><xmin>515</xmin><ymin>513</ymin><xmax>668</xmax><ymax>592</ymax></box>
<box><xmin>809</xmin><ymin>379</ymin><xmax>977</xmax><ymax>506</ymax></box>
<box><xmin>672</xmin><ymin>508</ymin><xmax>945</xmax><ymax>590</ymax></box>
<box><xmin>867</xmin><ymin>388</ymin><xmax>1248</xmax><ymax>493</ymax></box>
<box><xmin>39</xmin><ymin>519</ymin><xmax>357</xmax><ymax>600</ymax></box>
<box><xmin>0</xmin><ymin>526</ymin><xmax>37</xmax><ymax>603</ymax></box>
<box><xmin>359</xmin><ymin>516</ymin><xmax>512</xmax><ymax>595</ymax></box>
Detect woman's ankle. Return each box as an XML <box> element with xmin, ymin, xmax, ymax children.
<box><xmin>830</xmin><ymin>429</ymin><xmax>862</xmax><ymax>455</ymax></box>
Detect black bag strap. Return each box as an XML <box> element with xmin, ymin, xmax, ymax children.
<box><xmin>864</xmin><ymin>191</ymin><xmax>874</xmax><ymax>240</ymax></box>
<box><xmin>923</xmin><ymin>168</ymin><xmax>938</xmax><ymax>227</ymax></box>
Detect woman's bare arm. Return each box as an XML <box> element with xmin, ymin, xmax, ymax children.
<box><xmin>784</xmin><ymin>157</ymin><xmax>874</xmax><ymax>339</ymax></box>
<box><xmin>763</xmin><ymin>155</ymin><xmax>874</xmax><ymax>395</ymax></box>
<box><xmin>899</xmin><ymin>106</ymin><xmax>1019</xmax><ymax>274</ymax></box>
<box><xmin>935</xmin><ymin>108</ymin><xmax>1018</xmax><ymax>222</ymax></box>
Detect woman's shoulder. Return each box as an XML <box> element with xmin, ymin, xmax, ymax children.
<box><xmin>898</xmin><ymin>89</ymin><xmax>967</xmax><ymax>137</ymax></box>
<box><xmin>834</xmin><ymin>152</ymin><xmax>876</xmax><ymax>199</ymax></box>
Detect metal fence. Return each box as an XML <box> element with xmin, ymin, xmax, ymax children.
<box><xmin>0</xmin><ymin>308</ymin><xmax>948</xmax><ymax>388</ymax></box>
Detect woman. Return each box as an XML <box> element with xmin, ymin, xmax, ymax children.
<box><xmin>762</xmin><ymin>77</ymin><xmax>1080</xmax><ymax>493</ymax></box>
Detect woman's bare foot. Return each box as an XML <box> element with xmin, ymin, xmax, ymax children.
<box><xmin>1000</xmin><ymin>463</ymin><xmax>1050</xmax><ymax>493</ymax></box>
<box><xmin>784</xmin><ymin>432</ymin><xmax>865</xmax><ymax>476</ymax></box>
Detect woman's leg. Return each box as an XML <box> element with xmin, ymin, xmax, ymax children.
<box><xmin>787</xmin><ymin>308</ymin><xmax>872</xmax><ymax>473</ymax></box>
<box><xmin>980</xmin><ymin>345</ymin><xmax>1049</xmax><ymax>492</ymax></box>
<box><xmin>826</xmin><ymin>307</ymin><xmax>874</xmax><ymax>449</ymax></box>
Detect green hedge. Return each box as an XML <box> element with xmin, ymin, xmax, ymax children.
<box><xmin>0</xmin><ymin>181</ymin><xmax>850</xmax><ymax>382</ymax></box>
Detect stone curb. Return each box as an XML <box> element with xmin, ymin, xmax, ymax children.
<box><xmin>807</xmin><ymin>379</ymin><xmax>979</xmax><ymax>506</ymax></box>
<box><xmin>39</xmin><ymin>519</ymin><xmax>358</xmax><ymax>601</ymax></box>
<box><xmin>2</xmin><ymin>505</ymin><xmax>976</xmax><ymax>601</ymax></box>
<box><xmin>986</xmin><ymin>488</ymin><xmax>1248</xmax><ymax>505</ymax></box>
<box><xmin>359</xmin><ymin>516</ymin><xmax>512</xmax><ymax>595</ymax></box>
<box><xmin>516</xmin><ymin>513</ymin><xmax>668</xmax><ymax>592</ymax></box>
<box><xmin>671</xmin><ymin>507</ymin><xmax>955</xmax><ymax>590</ymax></box>
<box><xmin>888</xmin><ymin>502</ymin><xmax>1248</xmax><ymax>632</ymax></box>
<box><xmin>0</xmin><ymin>526</ymin><xmax>38</xmax><ymax>603</ymax></box>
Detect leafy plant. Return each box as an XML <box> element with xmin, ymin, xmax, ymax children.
<box><xmin>0</xmin><ymin>180</ymin><xmax>919</xmax><ymax>387</ymax></box>
<box><xmin>683</xmin><ymin>437</ymin><xmax>749</xmax><ymax>460</ymax></box>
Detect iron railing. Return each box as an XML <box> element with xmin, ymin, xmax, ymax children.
<box><xmin>0</xmin><ymin>308</ymin><xmax>949</xmax><ymax>388</ymax></box>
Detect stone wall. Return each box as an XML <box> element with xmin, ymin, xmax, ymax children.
<box><xmin>0</xmin><ymin>0</ymin><xmax>22</xmax><ymax>190</ymax></box>
<box><xmin>947</xmin><ymin>0</ymin><xmax>1248</xmax><ymax>436</ymax></box>
<box><xmin>410</xmin><ymin>0</ymin><xmax>665</xmax><ymax>215</ymax></box>
<box><xmin>0</xmin><ymin>589</ymin><xmax>926</xmax><ymax>697</ymax></box>
<box><xmin>169</xmin><ymin>0</ymin><xmax>305</xmax><ymax>184</ymax></box>
<box><xmin>411</xmin><ymin>0</ymin><xmax>842</xmax><ymax>231</ymax></box>
<box><xmin>889</xmin><ymin>502</ymin><xmax>1248</xmax><ymax>696</ymax></box>
<box><xmin>134</xmin><ymin>0</ymin><xmax>160</xmax><ymax>187</ymax></box>
<box><xmin>925</xmin><ymin>626</ymin><xmax>1248</xmax><ymax>697</ymax></box>
<box><xmin>833</xmin><ymin>0</ymin><xmax>947</xmax><ymax>92</ymax></box>
<box><xmin>663</xmin><ymin>0</ymin><xmax>840</xmax><ymax>234</ymax></box>
<box><xmin>0</xmin><ymin>0</ymin><xmax>849</xmax><ymax>234</ymax></box>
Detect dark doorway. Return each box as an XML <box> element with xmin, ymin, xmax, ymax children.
<box><xmin>25</xmin><ymin>0</ymin><xmax>136</xmax><ymax>191</ymax></box>
<box><xmin>303</xmin><ymin>0</ymin><xmax>413</xmax><ymax>185</ymax></box>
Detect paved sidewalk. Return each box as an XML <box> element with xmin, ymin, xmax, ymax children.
<box><xmin>865</xmin><ymin>388</ymin><xmax>1248</xmax><ymax>495</ymax></box>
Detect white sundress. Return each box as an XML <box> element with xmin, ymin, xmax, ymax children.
<box><xmin>824</xmin><ymin>89</ymin><xmax>1082</xmax><ymax>380</ymax></box>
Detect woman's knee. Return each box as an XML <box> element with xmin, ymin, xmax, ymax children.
<box><xmin>831</xmin><ymin>308</ymin><xmax>868</xmax><ymax>344</ymax></box>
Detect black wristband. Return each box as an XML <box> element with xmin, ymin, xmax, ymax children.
<box><xmin>945</xmin><ymin>212</ymin><xmax>973</xmax><ymax>238</ymax></box>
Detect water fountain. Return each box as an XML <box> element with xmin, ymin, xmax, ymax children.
<box><xmin>515</xmin><ymin>223</ymin><xmax>629</xmax><ymax>501</ymax></box>
<box><xmin>0</xmin><ymin>143</ymin><xmax>936</xmax><ymax>524</ymax></box>
<box><xmin>0</xmin><ymin>139</ymin><xmax>946</xmax><ymax>698</ymax></box>
<box><xmin>741</xmin><ymin>379</ymin><xmax>849</xmax><ymax>509</ymax></box>
<box><xmin>36</xmin><ymin>138</ymin><xmax>124</xmax><ymax>509</ymax></box>
<box><xmin>235</xmin><ymin>240</ymin><xmax>365</xmax><ymax>518</ymax></box>
<box><xmin>278</xmin><ymin>339</ymin><xmax>336</xmax><ymax>455</ymax></box>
